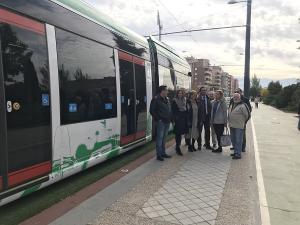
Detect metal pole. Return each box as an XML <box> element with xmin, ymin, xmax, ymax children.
<box><xmin>244</xmin><ymin>0</ymin><xmax>252</xmax><ymax>98</ymax></box>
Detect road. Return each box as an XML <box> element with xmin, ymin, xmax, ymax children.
<box><xmin>252</xmin><ymin>103</ymin><xmax>300</xmax><ymax>225</ymax></box>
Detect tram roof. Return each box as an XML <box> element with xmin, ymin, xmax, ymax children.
<box><xmin>148</xmin><ymin>36</ymin><xmax>190</xmax><ymax>69</ymax></box>
<box><xmin>52</xmin><ymin>0</ymin><xmax>149</xmax><ymax>48</ymax></box>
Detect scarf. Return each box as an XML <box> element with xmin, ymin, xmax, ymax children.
<box><xmin>174</xmin><ymin>97</ymin><xmax>186</xmax><ymax>112</ymax></box>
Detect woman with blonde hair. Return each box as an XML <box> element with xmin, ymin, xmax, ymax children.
<box><xmin>186</xmin><ymin>90</ymin><xmax>199</xmax><ymax>152</ymax></box>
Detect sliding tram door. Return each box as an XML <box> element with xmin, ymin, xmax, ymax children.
<box><xmin>0</xmin><ymin>8</ymin><xmax>52</xmax><ymax>190</ymax></box>
<box><xmin>118</xmin><ymin>51</ymin><xmax>147</xmax><ymax>146</ymax></box>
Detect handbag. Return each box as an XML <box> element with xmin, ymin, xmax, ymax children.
<box><xmin>221</xmin><ymin>127</ymin><xmax>232</xmax><ymax>147</ymax></box>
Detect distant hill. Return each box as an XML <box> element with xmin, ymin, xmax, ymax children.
<box><xmin>238</xmin><ymin>78</ymin><xmax>299</xmax><ymax>88</ymax></box>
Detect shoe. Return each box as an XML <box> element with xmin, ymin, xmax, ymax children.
<box><xmin>198</xmin><ymin>146</ymin><xmax>201</xmax><ymax>151</ymax></box>
<box><xmin>212</xmin><ymin>148</ymin><xmax>222</xmax><ymax>153</ymax></box>
<box><xmin>157</xmin><ymin>157</ymin><xmax>164</xmax><ymax>161</ymax></box>
<box><xmin>242</xmin><ymin>149</ymin><xmax>246</xmax><ymax>152</ymax></box>
<box><xmin>206</xmin><ymin>145</ymin><xmax>214</xmax><ymax>150</ymax></box>
<box><xmin>192</xmin><ymin>145</ymin><xmax>197</xmax><ymax>151</ymax></box>
<box><xmin>176</xmin><ymin>147</ymin><xmax>183</xmax><ymax>156</ymax></box>
<box><xmin>162</xmin><ymin>154</ymin><xmax>172</xmax><ymax>158</ymax></box>
<box><xmin>176</xmin><ymin>151</ymin><xmax>183</xmax><ymax>156</ymax></box>
<box><xmin>232</xmin><ymin>155</ymin><xmax>241</xmax><ymax>159</ymax></box>
<box><xmin>230</xmin><ymin>147</ymin><xmax>234</xmax><ymax>150</ymax></box>
<box><xmin>188</xmin><ymin>146</ymin><xmax>193</xmax><ymax>152</ymax></box>
<box><xmin>230</xmin><ymin>153</ymin><xmax>235</xmax><ymax>156</ymax></box>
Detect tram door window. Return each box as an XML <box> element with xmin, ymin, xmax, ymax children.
<box><xmin>134</xmin><ymin>62</ymin><xmax>147</xmax><ymax>139</ymax></box>
<box><xmin>0</xmin><ymin>8</ymin><xmax>51</xmax><ymax>189</ymax></box>
<box><xmin>119</xmin><ymin>51</ymin><xmax>147</xmax><ymax>145</ymax></box>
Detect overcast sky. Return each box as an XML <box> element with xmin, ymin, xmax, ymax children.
<box><xmin>86</xmin><ymin>0</ymin><xmax>300</xmax><ymax>80</ymax></box>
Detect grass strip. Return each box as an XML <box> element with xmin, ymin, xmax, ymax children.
<box><xmin>0</xmin><ymin>135</ymin><xmax>174</xmax><ymax>225</ymax></box>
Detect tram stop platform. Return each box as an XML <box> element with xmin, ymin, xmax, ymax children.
<box><xmin>22</xmin><ymin>126</ymin><xmax>261</xmax><ymax>225</ymax></box>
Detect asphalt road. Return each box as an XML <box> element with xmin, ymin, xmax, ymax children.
<box><xmin>252</xmin><ymin>103</ymin><xmax>300</xmax><ymax>225</ymax></box>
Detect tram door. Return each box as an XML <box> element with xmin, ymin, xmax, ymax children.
<box><xmin>0</xmin><ymin>8</ymin><xmax>52</xmax><ymax>191</ymax></box>
<box><xmin>119</xmin><ymin>51</ymin><xmax>147</xmax><ymax>146</ymax></box>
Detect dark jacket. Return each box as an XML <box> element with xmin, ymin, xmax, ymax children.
<box><xmin>197</xmin><ymin>95</ymin><xmax>212</xmax><ymax>124</ymax></box>
<box><xmin>171</xmin><ymin>99</ymin><xmax>188</xmax><ymax>135</ymax></box>
<box><xmin>298</xmin><ymin>102</ymin><xmax>300</xmax><ymax>115</ymax></box>
<box><xmin>229</xmin><ymin>95</ymin><xmax>252</xmax><ymax>112</ymax></box>
<box><xmin>150</xmin><ymin>95</ymin><xmax>172</xmax><ymax>124</ymax></box>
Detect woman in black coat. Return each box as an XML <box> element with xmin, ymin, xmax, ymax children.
<box><xmin>172</xmin><ymin>90</ymin><xmax>188</xmax><ymax>155</ymax></box>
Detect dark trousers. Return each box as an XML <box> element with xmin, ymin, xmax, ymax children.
<box><xmin>198</xmin><ymin>116</ymin><xmax>210</xmax><ymax>146</ymax></box>
<box><xmin>242</xmin><ymin>125</ymin><xmax>247</xmax><ymax>151</ymax></box>
<box><xmin>213</xmin><ymin>124</ymin><xmax>225</xmax><ymax>149</ymax></box>
<box><xmin>175</xmin><ymin>134</ymin><xmax>182</xmax><ymax>147</ymax></box>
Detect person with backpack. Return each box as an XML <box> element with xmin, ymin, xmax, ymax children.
<box><xmin>229</xmin><ymin>88</ymin><xmax>251</xmax><ymax>152</ymax></box>
<box><xmin>228</xmin><ymin>93</ymin><xmax>251</xmax><ymax>159</ymax></box>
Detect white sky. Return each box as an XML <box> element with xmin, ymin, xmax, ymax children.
<box><xmin>86</xmin><ymin>0</ymin><xmax>300</xmax><ymax>80</ymax></box>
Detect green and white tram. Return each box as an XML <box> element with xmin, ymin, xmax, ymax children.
<box><xmin>0</xmin><ymin>0</ymin><xmax>191</xmax><ymax>206</ymax></box>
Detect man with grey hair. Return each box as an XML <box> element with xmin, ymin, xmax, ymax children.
<box><xmin>229</xmin><ymin>88</ymin><xmax>251</xmax><ymax>152</ymax></box>
<box><xmin>208</xmin><ymin>91</ymin><xmax>217</xmax><ymax>148</ymax></box>
<box><xmin>228</xmin><ymin>93</ymin><xmax>250</xmax><ymax>159</ymax></box>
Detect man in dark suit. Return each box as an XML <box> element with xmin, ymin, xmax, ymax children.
<box><xmin>197</xmin><ymin>87</ymin><xmax>213</xmax><ymax>150</ymax></box>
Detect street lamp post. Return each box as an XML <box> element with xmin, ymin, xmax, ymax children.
<box><xmin>228</xmin><ymin>0</ymin><xmax>252</xmax><ymax>98</ymax></box>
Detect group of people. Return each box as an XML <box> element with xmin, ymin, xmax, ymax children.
<box><xmin>150</xmin><ymin>85</ymin><xmax>251</xmax><ymax>161</ymax></box>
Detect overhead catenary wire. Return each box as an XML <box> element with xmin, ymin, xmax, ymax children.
<box><xmin>148</xmin><ymin>25</ymin><xmax>246</xmax><ymax>37</ymax></box>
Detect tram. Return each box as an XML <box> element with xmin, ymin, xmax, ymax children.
<box><xmin>0</xmin><ymin>0</ymin><xmax>191</xmax><ymax>206</ymax></box>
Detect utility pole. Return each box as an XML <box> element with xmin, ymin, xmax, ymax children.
<box><xmin>243</xmin><ymin>0</ymin><xmax>252</xmax><ymax>98</ymax></box>
<box><xmin>157</xmin><ymin>10</ymin><xmax>163</xmax><ymax>41</ymax></box>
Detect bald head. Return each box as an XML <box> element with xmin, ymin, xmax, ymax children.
<box><xmin>233</xmin><ymin>93</ymin><xmax>241</xmax><ymax>103</ymax></box>
<box><xmin>207</xmin><ymin>91</ymin><xmax>215</xmax><ymax>100</ymax></box>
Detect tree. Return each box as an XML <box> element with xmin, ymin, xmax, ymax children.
<box><xmin>249</xmin><ymin>74</ymin><xmax>262</xmax><ymax>97</ymax></box>
<box><xmin>260</xmin><ymin>88</ymin><xmax>269</xmax><ymax>98</ymax></box>
<box><xmin>267</xmin><ymin>81</ymin><xmax>282</xmax><ymax>95</ymax></box>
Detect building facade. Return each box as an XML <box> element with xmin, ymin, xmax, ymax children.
<box><xmin>186</xmin><ymin>57</ymin><xmax>239</xmax><ymax>95</ymax></box>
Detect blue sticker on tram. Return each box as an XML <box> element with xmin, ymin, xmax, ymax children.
<box><xmin>121</xmin><ymin>96</ymin><xmax>125</xmax><ymax>103</ymax></box>
<box><xmin>69</xmin><ymin>103</ymin><xmax>77</xmax><ymax>112</ymax></box>
<box><xmin>144</xmin><ymin>96</ymin><xmax>147</xmax><ymax>103</ymax></box>
<box><xmin>42</xmin><ymin>94</ymin><xmax>50</xmax><ymax>106</ymax></box>
<box><xmin>105</xmin><ymin>103</ymin><xmax>113</xmax><ymax>110</ymax></box>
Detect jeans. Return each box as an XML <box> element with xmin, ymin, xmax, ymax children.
<box><xmin>156</xmin><ymin>120</ymin><xmax>170</xmax><ymax>158</ymax></box>
<box><xmin>230</xmin><ymin>127</ymin><xmax>244</xmax><ymax>157</ymax></box>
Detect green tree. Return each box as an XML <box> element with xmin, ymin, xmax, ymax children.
<box><xmin>249</xmin><ymin>74</ymin><xmax>262</xmax><ymax>97</ymax></box>
<box><xmin>267</xmin><ymin>81</ymin><xmax>282</xmax><ymax>95</ymax></box>
<box><xmin>260</xmin><ymin>88</ymin><xmax>269</xmax><ymax>98</ymax></box>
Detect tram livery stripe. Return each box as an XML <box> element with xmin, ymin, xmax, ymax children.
<box><xmin>0</xmin><ymin>8</ymin><xmax>45</xmax><ymax>35</ymax></box>
<box><xmin>118</xmin><ymin>51</ymin><xmax>133</xmax><ymax>62</ymax></box>
<box><xmin>133</xmin><ymin>56</ymin><xmax>145</xmax><ymax>66</ymax></box>
<box><xmin>8</xmin><ymin>161</ymin><xmax>51</xmax><ymax>187</ymax></box>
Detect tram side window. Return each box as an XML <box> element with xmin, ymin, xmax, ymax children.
<box><xmin>56</xmin><ymin>29</ymin><xmax>117</xmax><ymax>125</ymax></box>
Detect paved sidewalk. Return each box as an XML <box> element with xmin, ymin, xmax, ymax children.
<box><xmin>48</xmin><ymin>129</ymin><xmax>260</xmax><ymax>225</ymax></box>
<box><xmin>252</xmin><ymin>104</ymin><xmax>300</xmax><ymax>225</ymax></box>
